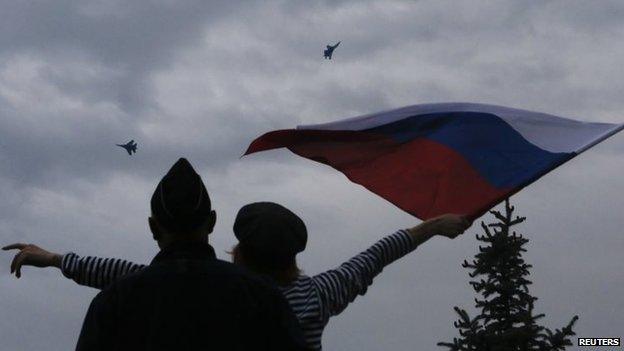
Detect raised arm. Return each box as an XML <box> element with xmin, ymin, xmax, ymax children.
<box><xmin>311</xmin><ymin>214</ymin><xmax>470</xmax><ymax>320</ymax></box>
<box><xmin>2</xmin><ymin>243</ymin><xmax>146</xmax><ymax>290</ymax></box>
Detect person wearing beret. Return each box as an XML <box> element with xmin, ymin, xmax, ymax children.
<box><xmin>3</xmin><ymin>158</ymin><xmax>307</xmax><ymax>351</ymax></box>
<box><xmin>4</xmin><ymin>171</ymin><xmax>470</xmax><ymax>351</ymax></box>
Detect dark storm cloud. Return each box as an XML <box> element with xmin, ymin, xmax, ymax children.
<box><xmin>0</xmin><ymin>1</ymin><xmax>240</xmax><ymax>111</ymax></box>
<box><xmin>0</xmin><ymin>0</ymin><xmax>260</xmax><ymax>192</ymax></box>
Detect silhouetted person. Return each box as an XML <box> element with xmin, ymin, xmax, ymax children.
<box><xmin>5</xmin><ymin>201</ymin><xmax>469</xmax><ymax>350</ymax></box>
<box><xmin>71</xmin><ymin>159</ymin><xmax>305</xmax><ymax>350</ymax></box>
<box><xmin>323</xmin><ymin>41</ymin><xmax>340</xmax><ymax>59</ymax></box>
<box><xmin>116</xmin><ymin>140</ymin><xmax>137</xmax><ymax>155</ymax></box>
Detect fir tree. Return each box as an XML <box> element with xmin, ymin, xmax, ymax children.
<box><xmin>438</xmin><ymin>199</ymin><xmax>578</xmax><ymax>351</ymax></box>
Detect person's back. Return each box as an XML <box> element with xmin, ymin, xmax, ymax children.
<box><xmin>78</xmin><ymin>242</ymin><xmax>302</xmax><ymax>350</ymax></box>
<box><xmin>76</xmin><ymin>158</ymin><xmax>305</xmax><ymax>351</ymax></box>
<box><xmin>232</xmin><ymin>202</ymin><xmax>470</xmax><ymax>350</ymax></box>
<box><xmin>3</xmin><ymin>188</ymin><xmax>467</xmax><ymax>350</ymax></box>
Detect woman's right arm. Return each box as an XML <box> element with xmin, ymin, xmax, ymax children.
<box><xmin>311</xmin><ymin>214</ymin><xmax>470</xmax><ymax>320</ymax></box>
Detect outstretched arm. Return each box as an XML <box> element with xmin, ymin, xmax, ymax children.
<box><xmin>2</xmin><ymin>243</ymin><xmax>146</xmax><ymax>290</ymax></box>
<box><xmin>62</xmin><ymin>253</ymin><xmax>146</xmax><ymax>289</ymax></box>
<box><xmin>312</xmin><ymin>214</ymin><xmax>470</xmax><ymax>320</ymax></box>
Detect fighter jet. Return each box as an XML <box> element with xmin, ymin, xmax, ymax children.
<box><xmin>116</xmin><ymin>140</ymin><xmax>137</xmax><ymax>155</ymax></box>
<box><xmin>324</xmin><ymin>41</ymin><xmax>341</xmax><ymax>59</ymax></box>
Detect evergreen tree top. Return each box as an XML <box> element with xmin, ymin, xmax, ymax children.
<box><xmin>438</xmin><ymin>199</ymin><xmax>578</xmax><ymax>351</ymax></box>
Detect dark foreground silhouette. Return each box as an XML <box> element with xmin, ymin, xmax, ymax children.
<box><xmin>76</xmin><ymin>158</ymin><xmax>306</xmax><ymax>351</ymax></box>
<box><xmin>4</xmin><ymin>206</ymin><xmax>470</xmax><ymax>350</ymax></box>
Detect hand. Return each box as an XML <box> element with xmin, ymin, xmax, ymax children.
<box><xmin>420</xmin><ymin>214</ymin><xmax>472</xmax><ymax>239</ymax></box>
<box><xmin>2</xmin><ymin>243</ymin><xmax>62</xmax><ymax>278</ymax></box>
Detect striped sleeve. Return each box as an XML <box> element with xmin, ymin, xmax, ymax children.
<box><xmin>61</xmin><ymin>253</ymin><xmax>147</xmax><ymax>290</ymax></box>
<box><xmin>311</xmin><ymin>230</ymin><xmax>417</xmax><ymax>320</ymax></box>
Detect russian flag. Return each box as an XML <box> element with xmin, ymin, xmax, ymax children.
<box><xmin>244</xmin><ymin>103</ymin><xmax>623</xmax><ymax>220</ymax></box>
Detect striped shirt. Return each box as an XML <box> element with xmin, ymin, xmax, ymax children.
<box><xmin>62</xmin><ymin>230</ymin><xmax>417</xmax><ymax>350</ymax></box>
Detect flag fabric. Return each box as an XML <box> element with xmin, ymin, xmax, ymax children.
<box><xmin>244</xmin><ymin>103</ymin><xmax>624</xmax><ymax>220</ymax></box>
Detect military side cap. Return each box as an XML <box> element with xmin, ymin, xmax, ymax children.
<box><xmin>151</xmin><ymin>158</ymin><xmax>211</xmax><ymax>232</ymax></box>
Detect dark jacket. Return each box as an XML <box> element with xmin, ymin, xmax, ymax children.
<box><xmin>76</xmin><ymin>241</ymin><xmax>306</xmax><ymax>351</ymax></box>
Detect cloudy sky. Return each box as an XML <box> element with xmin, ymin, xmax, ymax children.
<box><xmin>1</xmin><ymin>1</ymin><xmax>623</xmax><ymax>350</ymax></box>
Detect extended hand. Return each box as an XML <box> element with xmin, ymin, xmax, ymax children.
<box><xmin>2</xmin><ymin>243</ymin><xmax>62</xmax><ymax>278</ymax></box>
<box><xmin>422</xmin><ymin>214</ymin><xmax>472</xmax><ymax>239</ymax></box>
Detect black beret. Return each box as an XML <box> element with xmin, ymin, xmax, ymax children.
<box><xmin>150</xmin><ymin>158</ymin><xmax>211</xmax><ymax>233</ymax></box>
<box><xmin>234</xmin><ymin>202</ymin><xmax>307</xmax><ymax>257</ymax></box>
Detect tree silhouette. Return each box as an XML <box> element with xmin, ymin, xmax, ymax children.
<box><xmin>438</xmin><ymin>200</ymin><xmax>578</xmax><ymax>351</ymax></box>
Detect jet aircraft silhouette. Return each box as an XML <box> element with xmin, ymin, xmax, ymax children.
<box><xmin>324</xmin><ymin>41</ymin><xmax>341</xmax><ymax>59</ymax></box>
<box><xmin>116</xmin><ymin>140</ymin><xmax>137</xmax><ymax>155</ymax></box>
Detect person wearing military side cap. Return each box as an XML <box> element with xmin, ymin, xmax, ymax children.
<box><xmin>4</xmin><ymin>166</ymin><xmax>470</xmax><ymax>351</ymax></box>
<box><xmin>80</xmin><ymin>159</ymin><xmax>307</xmax><ymax>350</ymax></box>
<box><xmin>2</xmin><ymin>158</ymin><xmax>307</xmax><ymax>351</ymax></box>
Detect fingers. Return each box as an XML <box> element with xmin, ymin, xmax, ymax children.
<box><xmin>14</xmin><ymin>251</ymin><xmax>31</xmax><ymax>278</ymax></box>
<box><xmin>10</xmin><ymin>250</ymin><xmax>29</xmax><ymax>278</ymax></box>
<box><xmin>5</xmin><ymin>244</ymin><xmax>29</xmax><ymax>278</ymax></box>
<box><xmin>446</xmin><ymin>217</ymin><xmax>471</xmax><ymax>239</ymax></box>
<box><xmin>2</xmin><ymin>243</ymin><xmax>27</xmax><ymax>251</ymax></box>
<box><xmin>450</xmin><ymin>215</ymin><xmax>472</xmax><ymax>231</ymax></box>
<box><xmin>423</xmin><ymin>213</ymin><xmax>472</xmax><ymax>239</ymax></box>
<box><xmin>446</xmin><ymin>228</ymin><xmax>463</xmax><ymax>239</ymax></box>
<box><xmin>460</xmin><ymin>216</ymin><xmax>472</xmax><ymax>228</ymax></box>
<box><xmin>7</xmin><ymin>245</ymin><xmax>35</xmax><ymax>278</ymax></box>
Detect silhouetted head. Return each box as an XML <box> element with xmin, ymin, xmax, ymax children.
<box><xmin>149</xmin><ymin>158</ymin><xmax>216</xmax><ymax>248</ymax></box>
<box><xmin>232</xmin><ymin>202</ymin><xmax>307</xmax><ymax>284</ymax></box>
